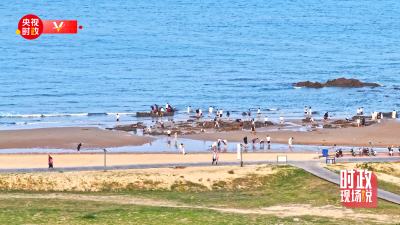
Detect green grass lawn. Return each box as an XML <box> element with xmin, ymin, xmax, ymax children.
<box><xmin>0</xmin><ymin>165</ymin><xmax>399</xmax><ymax>224</ymax></box>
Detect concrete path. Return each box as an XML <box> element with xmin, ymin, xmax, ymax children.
<box><xmin>290</xmin><ymin>162</ymin><xmax>400</xmax><ymax>205</ymax></box>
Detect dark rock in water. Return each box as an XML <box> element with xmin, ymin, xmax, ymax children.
<box><xmin>394</xmin><ymin>87</ymin><xmax>400</xmax><ymax>90</ymax></box>
<box><xmin>242</xmin><ymin>112</ymin><xmax>247</xmax><ymax>115</ymax></box>
<box><xmin>357</xmin><ymin>90</ymin><xmax>365</xmax><ymax>92</ymax></box>
<box><xmin>323</xmin><ymin>124</ymin><xmax>333</xmax><ymax>129</ymax></box>
<box><xmin>113</xmin><ymin>124</ymin><xmax>145</xmax><ymax>132</ymax></box>
<box><xmin>136</xmin><ymin>112</ymin><xmax>174</xmax><ymax>117</ymax></box>
<box><xmin>295</xmin><ymin>77</ymin><xmax>380</xmax><ymax>88</ymax></box>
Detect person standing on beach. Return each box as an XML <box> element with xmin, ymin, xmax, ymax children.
<box><xmin>48</xmin><ymin>155</ymin><xmax>53</xmax><ymax>169</ymax></box>
<box><xmin>227</xmin><ymin>111</ymin><xmax>230</xmax><ymax>121</ymax></box>
<box><xmin>180</xmin><ymin>143</ymin><xmax>186</xmax><ymax>155</ymax></box>
<box><xmin>356</xmin><ymin>117</ymin><xmax>360</xmax><ymax>127</ymax></box>
<box><xmin>357</xmin><ymin>108</ymin><xmax>360</xmax><ymax>116</ymax></box>
<box><xmin>219</xmin><ymin>109</ymin><xmax>223</xmax><ymax>119</ymax></box>
<box><xmin>160</xmin><ymin>107</ymin><xmax>165</xmax><ymax>116</ymax></box>
<box><xmin>252</xmin><ymin>138</ymin><xmax>258</xmax><ymax>148</ymax></box>
<box><xmin>209</xmin><ymin>106</ymin><xmax>213</xmax><ymax>114</ymax></box>
<box><xmin>266</xmin><ymin>135</ymin><xmax>271</xmax><ymax>147</ymax></box>
<box><xmin>239</xmin><ymin>119</ymin><xmax>244</xmax><ymax>130</ymax></box>
<box><xmin>212</xmin><ymin>141</ymin><xmax>217</xmax><ymax>151</ymax></box>
<box><xmin>116</xmin><ymin>113</ymin><xmax>120</xmax><ymax>125</ymax></box>
<box><xmin>223</xmin><ymin>140</ymin><xmax>228</xmax><ymax>148</ymax></box>
<box><xmin>304</xmin><ymin>106</ymin><xmax>308</xmax><ymax>117</ymax></box>
<box><xmin>77</xmin><ymin>143</ymin><xmax>82</xmax><ymax>154</ymax></box>
<box><xmin>187</xmin><ymin>106</ymin><xmax>191</xmax><ymax>115</ymax></box>
<box><xmin>199</xmin><ymin>109</ymin><xmax>203</xmax><ymax>118</ymax></box>
<box><xmin>212</xmin><ymin>151</ymin><xmax>219</xmax><ymax>165</ymax></box>
<box><xmin>324</xmin><ymin>112</ymin><xmax>328</xmax><ymax>122</ymax></box>
<box><xmin>279</xmin><ymin>115</ymin><xmax>284</xmax><ymax>124</ymax></box>
<box><xmin>167</xmin><ymin>129</ymin><xmax>172</xmax><ymax>141</ymax></box>
<box><xmin>174</xmin><ymin>132</ymin><xmax>178</xmax><ymax>142</ymax></box>
<box><xmin>393</xmin><ymin>110</ymin><xmax>397</xmax><ymax>119</ymax></box>
<box><xmin>362</xmin><ymin>117</ymin><xmax>366</xmax><ymax>127</ymax></box>
<box><xmin>166</xmin><ymin>103</ymin><xmax>169</xmax><ymax>110</ymax></box>
<box><xmin>257</xmin><ymin>108</ymin><xmax>261</xmax><ymax>119</ymax></box>
<box><xmin>309</xmin><ymin>107</ymin><xmax>312</xmax><ymax>117</ymax></box>
<box><xmin>248</xmin><ymin>109</ymin><xmax>251</xmax><ymax>121</ymax></box>
<box><xmin>243</xmin><ymin>136</ymin><xmax>248</xmax><ymax>148</ymax></box>
<box><xmin>147</xmin><ymin>126</ymin><xmax>151</xmax><ymax>136</ymax></box>
<box><xmin>288</xmin><ymin>137</ymin><xmax>294</xmax><ymax>148</ymax></box>
<box><xmin>264</xmin><ymin>116</ymin><xmax>268</xmax><ymax>127</ymax></box>
<box><xmin>360</xmin><ymin>107</ymin><xmax>364</xmax><ymax>116</ymax></box>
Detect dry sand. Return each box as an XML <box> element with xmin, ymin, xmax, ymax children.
<box><xmin>185</xmin><ymin>120</ymin><xmax>400</xmax><ymax>147</ymax></box>
<box><xmin>0</xmin><ymin>127</ymin><xmax>154</xmax><ymax>149</ymax></box>
<box><xmin>0</xmin><ymin>152</ymin><xmax>318</xmax><ymax>169</ymax></box>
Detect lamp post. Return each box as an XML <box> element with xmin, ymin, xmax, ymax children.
<box><xmin>103</xmin><ymin>149</ymin><xmax>107</xmax><ymax>171</ymax></box>
<box><xmin>368</xmin><ymin>141</ymin><xmax>372</xmax><ymax>162</ymax></box>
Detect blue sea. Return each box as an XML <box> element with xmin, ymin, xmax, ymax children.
<box><xmin>1</xmin><ymin>0</ymin><xmax>400</xmax><ymax>128</ymax></box>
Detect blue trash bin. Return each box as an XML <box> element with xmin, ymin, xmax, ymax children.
<box><xmin>322</xmin><ymin>149</ymin><xmax>328</xmax><ymax>157</ymax></box>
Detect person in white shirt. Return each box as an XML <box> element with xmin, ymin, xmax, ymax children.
<box><xmin>212</xmin><ymin>141</ymin><xmax>217</xmax><ymax>151</ymax></box>
<box><xmin>116</xmin><ymin>113</ymin><xmax>120</xmax><ymax>124</ymax></box>
<box><xmin>393</xmin><ymin>110</ymin><xmax>397</xmax><ymax>119</ymax></box>
<box><xmin>167</xmin><ymin>129</ymin><xmax>171</xmax><ymax>141</ymax></box>
<box><xmin>357</xmin><ymin>108</ymin><xmax>360</xmax><ymax>116</ymax></box>
<box><xmin>304</xmin><ymin>106</ymin><xmax>308</xmax><ymax>116</ymax></box>
<box><xmin>288</xmin><ymin>137</ymin><xmax>294</xmax><ymax>148</ymax></box>
<box><xmin>219</xmin><ymin>109</ymin><xmax>223</xmax><ymax>119</ymax></box>
<box><xmin>309</xmin><ymin>107</ymin><xmax>312</xmax><ymax>117</ymax></box>
<box><xmin>264</xmin><ymin>116</ymin><xmax>269</xmax><ymax>127</ymax></box>
<box><xmin>360</xmin><ymin>107</ymin><xmax>364</xmax><ymax>115</ymax></box>
<box><xmin>187</xmin><ymin>106</ymin><xmax>191</xmax><ymax>115</ymax></box>
<box><xmin>257</xmin><ymin>108</ymin><xmax>261</xmax><ymax>118</ymax></box>
<box><xmin>199</xmin><ymin>109</ymin><xmax>203</xmax><ymax>118</ymax></box>
<box><xmin>280</xmin><ymin>115</ymin><xmax>284</xmax><ymax>124</ymax></box>
<box><xmin>212</xmin><ymin>151</ymin><xmax>218</xmax><ymax>165</ymax></box>
<box><xmin>223</xmin><ymin>140</ymin><xmax>228</xmax><ymax>147</ymax></box>
<box><xmin>166</xmin><ymin>103</ymin><xmax>169</xmax><ymax>109</ymax></box>
<box><xmin>209</xmin><ymin>106</ymin><xmax>213</xmax><ymax>114</ymax></box>
<box><xmin>147</xmin><ymin>126</ymin><xmax>152</xmax><ymax>137</ymax></box>
<box><xmin>356</xmin><ymin>118</ymin><xmax>360</xmax><ymax>127</ymax></box>
<box><xmin>266</xmin><ymin>135</ymin><xmax>271</xmax><ymax>146</ymax></box>
<box><xmin>160</xmin><ymin>107</ymin><xmax>164</xmax><ymax>116</ymax></box>
<box><xmin>180</xmin><ymin>143</ymin><xmax>186</xmax><ymax>155</ymax></box>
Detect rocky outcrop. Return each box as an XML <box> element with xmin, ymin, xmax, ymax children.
<box><xmin>295</xmin><ymin>77</ymin><xmax>380</xmax><ymax>88</ymax></box>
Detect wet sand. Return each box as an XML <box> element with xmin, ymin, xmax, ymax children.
<box><xmin>0</xmin><ymin>127</ymin><xmax>154</xmax><ymax>149</ymax></box>
<box><xmin>0</xmin><ymin>153</ymin><xmax>318</xmax><ymax>169</ymax></box>
<box><xmin>185</xmin><ymin>120</ymin><xmax>400</xmax><ymax>147</ymax></box>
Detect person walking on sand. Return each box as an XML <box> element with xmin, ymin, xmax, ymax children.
<box><xmin>48</xmin><ymin>155</ymin><xmax>53</xmax><ymax>169</ymax></box>
<box><xmin>279</xmin><ymin>115</ymin><xmax>284</xmax><ymax>124</ymax></box>
<box><xmin>288</xmin><ymin>137</ymin><xmax>294</xmax><ymax>148</ymax></box>
<box><xmin>212</xmin><ymin>151</ymin><xmax>219</xmax><ymax>165</ymax></box>
<box><xmin>115</xmin><ymin>113</ymin><xmax>120</xmax><ymax>125</ymax></box>
<box><xmin>266</xmin><ymin>135</ymin><xmax>271</xmax><ymax>147</ymax></box>
<box><xmin>187</xmin><ymin>106</ymin><xmax>191</xmax><ymax>115</ymax></box>
<box><xmin>248</xmin><ymin>109</ymin><xmax>251</xmax><ymax>120</ymax></box>
<box><xmin>227</xmin><ymin>111</ymin><xmax>230</xmax><ymax>121</ymax></box>
<box><xmin>304</xmin><ymin>106</ymin><xmax>308</xmax><ymax>117</ymax></box>
<box><xmin>167</xmin><ymin>129</ymin><xmax>172</xmax><ymax>141</ymax></box>
<box><xmin>393</xmin><ymin>110</ymin><xmax>397</xmax><ymax>119</ymax></box>
<box><xmin>209</xmin><ymin>106</ymin><xmax>213</xmax><ymax>114</ymax></box>
<box><xmin>243</xmin><ymin>136</ymin><xmax>248</xmax><ymax>148</ymax></box>
<box><xmin>264</xmin><ymin>116</ymin><xmax>269</xmax><ymax>127</ymax></box>
<box><xmin>77</xmin><ymin>143</ymin><xmax>82</xmax><ymax>154</ymax></box>
<box><xmin>180</xmin><ymin>143</ymin><xmax>186</xmax><ymax>155</ymax></box>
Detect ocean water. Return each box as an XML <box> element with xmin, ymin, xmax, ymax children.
<box><xmin>1</xmin><ymin>0</ymin><xmax>400</xmax><ymax>128</ymax></box>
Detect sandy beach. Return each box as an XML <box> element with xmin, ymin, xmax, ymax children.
<box><xmin>185</xmin><ymin>120</ymin><xmax>400</xmax><ymax>147</ymax></box>
<box><xmin>0</xmin><ymin>127</ymin><xmax>154</xmax><ymax>149</ymax></box>
<box><xmin>0</xmin><ymin>152</ymin><xmax>317</xmax><ymax>169</ymax></box>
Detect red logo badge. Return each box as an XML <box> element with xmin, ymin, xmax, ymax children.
<box><xmin>340</xmin><ymin>169</ymin><xmax>377</xmax><ymax>207</ymax></box>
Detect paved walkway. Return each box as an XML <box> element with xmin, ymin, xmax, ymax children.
<box><xmin>290</xmin><ymin>162</ymin><xmax>400</xmax><ymax>205</ymax></box>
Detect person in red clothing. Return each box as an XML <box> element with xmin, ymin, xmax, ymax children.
<box><xmin>48</xmin><ymin>155</ymin><xmax>53</xmax><ymax>169</ymax></box>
